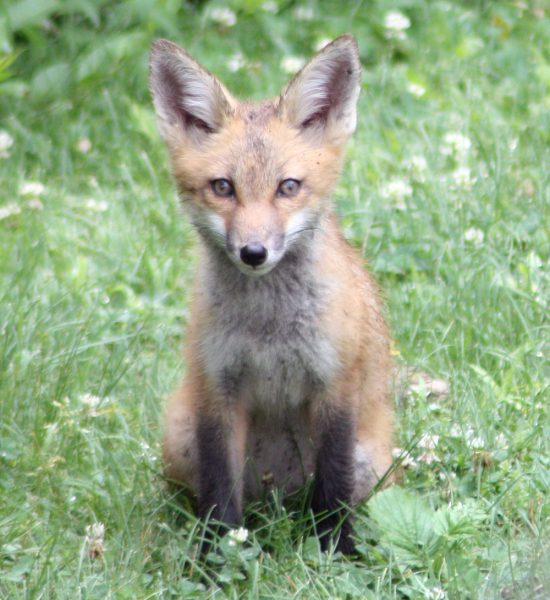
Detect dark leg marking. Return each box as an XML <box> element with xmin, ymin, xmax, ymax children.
<box><xmin>196</xmin><ymin>413</ymin><xmax>242</xmax><ymax>549</ymax></box>
<box><xmin>311</xmin><ymin>408</ymin><xmax>356</xmax><ymax>554</ymax></box>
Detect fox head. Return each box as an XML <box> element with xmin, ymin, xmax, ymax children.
<box><xmin>150</xmin><ymin>35</ymin><xmax>361</xmax><ymax>276</ymax></box>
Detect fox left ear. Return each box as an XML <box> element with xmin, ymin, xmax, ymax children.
<box><xmin>279</xmin><ymin>35</ymin><xmax>361</xmax><ymax>138</ymax></box>
<box><xmin>149</xmin><ymin>40</ymin><xmax>235</xmax><ymax>144</ymax></box>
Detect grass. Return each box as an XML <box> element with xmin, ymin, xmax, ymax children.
<box><xmin>0</xmin><ymin>0</ymin><xmax>548</xmax><ymax>598</ymax></box>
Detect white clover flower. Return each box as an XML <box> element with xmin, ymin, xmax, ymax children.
<box><xmin>404</xmin><ymin>155</ymin><xmax>428</xmax><ymax>182</ymax></box>
<box><xmin>27</xmin><ymin>198</ymin><xmax>44</xmax><ymax>211</ymax></box>
<box><xmin>495</xmin><ymin>433</ymin><xmax>508</xmax><ymax>449</ymax></box>
<box><xmin>452</xmin><ymin>166</ymin><xmax>476</xmax><ymax>190</ymax></box>
<box><xmin>380</xmin><ymin>178</ymin><xmax>412</xmax><ymax>209</ymax></box>
<box><xmin>463</xmin><ymin>227</ymin><xmax>484</xmax><ymax>245</ymax></box>
<box><xmin>392</xmin><ymin>447</ymin><xmax>417</xmax><ymax>468</ymax></box>
<box><xmin>441</xmin><ymin>132</ymin><xmax>471</xmax><ymax>161</ymax></box>
<box><xmin>85</xmin><ymin>198</ymin><xmax>108</xmax><ymax>212</ymax></box>
<box><xmin>418</xmin><ymin>434</ymin><xmax>440</xmax><ymax>449</ymax></box>
<box><xmin>407</xmin><ymin>82</ymin><xmax>426</xmax><ymax>97</ymax></box>
<box><xmin>209</xmin><ymin>7</ymin><xmax>237</xmax><ymax>27</ymax></box>
<box><xmin>227</xmin><ymin>527</ymin><xmax>248</xmax><ymax>545</ymax></box>
<box><xmin>80</xmin><ymin>393</ymin><xmax>101</xmax><ymax>408</ymax></box>
<box><xmin>85</xmin><ymin>522</ymin><xmax>105</xmax><ymax>559</ymax></box>
<box><xmin>19</xmin><ymin>181</ymin><xmax>45</xmax><ymax>197</ymax></box>
<box><xmin>0</xmin><ymin>130</ymin><xmax>14</xmax><ymax>158</ymax></box>
<box><xmin>314</xmin><ymin>38</ymin><xmax>332</xmax><ymax>52</ymax></box>
<box><xmin>384</xmin><ymin>11</ymin><xmax>411</xmax><ymax>40</ymax></box>
<box><xmin>425</xmin><ymin>586</ymin><xmax>446</xmax><ymax>600</ymax></box>
<box><xmin>0</xmin><ymin>203</ymin><xmax>21</xmax><ymax>220</ymax></box>
<box><xmin>418</xmin><ymin>450</ymin><xmax>439</xmax><ymax>464</ymax></box>
<box><xmin>227</xmin><ymin>52</ymin><xmax>246</xmax><ymax>73</ymax></box>
<box><xmin>293</xmin><ymin>6</ymin><xmax>314</xmax><ymax>21</ymax></box>
<box><xmin>140</xmin><ymin>440</ymin><xmax>158</xmax><ymax>462</ymax></box>
<box><xmin>281</xmin><ymin>56</ymin><xmax>306</xmax><ymax>74</ymax></box>
<box><xmin>449</xmin><ymin>424</ymin><xmax>462</xmax><ymax>437</ymax></box>
<box><xmin>77</xmin><ymin>138</ymin><xmax>92</xmax><ymax>154</ymax></box>
<box><xmin>261</xmin><ymin>1</ymin><xmax>278</xmax><ymax>13</ymax></box>
<box><xmin>469</xmin><ymin>436</ymin><xmax>485</xmax><ymax>450</ymax></box>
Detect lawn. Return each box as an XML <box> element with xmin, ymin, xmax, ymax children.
<box><xmin>0</xmin><ymin>1</ymin><xmax>548</xmax><ymax>598</ymax></box>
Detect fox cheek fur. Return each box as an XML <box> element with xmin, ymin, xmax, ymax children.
<box><xmin>149</xmin><ymin>34</ymin><xmax>394</xmax><ymax>554</ymax></box>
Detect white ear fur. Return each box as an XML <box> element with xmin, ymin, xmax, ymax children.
<box><xmin>149</xmin><ymin>40</ymin><xmax>234</xmax><ymax>142</ymax></box>
<box><xmin>280</xmin><ymin>35</ymin><xmax>361</xmax><ymax>137</ymax></box>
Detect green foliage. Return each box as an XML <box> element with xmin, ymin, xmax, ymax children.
<box><xmin>369</xmin><ymin>487</ymin><xmax>489</xmax><ymax>596</ymax></box>
<box><xmin>0</xmin><ymin>0</ymin><xmax>548</xmax><ymax>598</ymax></box>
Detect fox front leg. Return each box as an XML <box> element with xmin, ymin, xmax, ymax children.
<box><xmin>196</xmin><ymin>407</ymin><xmax>247</xmax><ymax>544</ymax></box>
<box><xmin>311</xmin><ymin>407</ymin><xmax>357</xmax><ymax>554</ymax></box>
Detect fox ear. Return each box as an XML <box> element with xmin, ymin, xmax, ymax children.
<box><xmin>149</xmin><ymin>40</ymin><xmax>235</xmax><ymax>143</ymax></box>
<box><xmin>279</xmin><ymin>35</ymin><xmax>361</xmax><ymax>138</ymax></box>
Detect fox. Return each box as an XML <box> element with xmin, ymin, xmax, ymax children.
<box><xmin>149</xmin><ymin>34</ymin><xmax>394</xmax><ymax>554</ymax></box>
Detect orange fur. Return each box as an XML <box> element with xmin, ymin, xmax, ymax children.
<box><xmin>151</xmin><ymin>34</ymin><xmax>394</xmax><ymax>550</ymax></box>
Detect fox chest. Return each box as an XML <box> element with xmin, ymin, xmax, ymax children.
<box><xmin>200</xmin><ymin>284</ymin><xmax>337</xmax><ymax>409</ymax></box>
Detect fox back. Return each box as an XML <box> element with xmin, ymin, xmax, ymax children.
<box><xmin>150</xmin><ymin>35</ymin><xmax>393</xmax><ymax>555</ymax></box>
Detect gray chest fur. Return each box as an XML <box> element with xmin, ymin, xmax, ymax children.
<box><xmin>200</xmin><ymin>250</ymin><xmax>337</xmax><ymax>410</ymax></box>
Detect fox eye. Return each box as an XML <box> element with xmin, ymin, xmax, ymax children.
<box><xmin>211</xmin><ymin>179</ymin><xmax>234</xmax><ymax>198</ymax></box>
<box><xmin>277</xmin><ymin>179</ymin><xmax>301</xmax><ymax>197</ymax></box>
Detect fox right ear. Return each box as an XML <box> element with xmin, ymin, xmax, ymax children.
<box><xmin>149</xmin><ymin>40</ymin><xmax>235</xmax><ymax>143</ymax></box>
<box><xmin>279</xmin><ymin>34</ymin><xmax>361</xmax><ymax>139</ymax></box>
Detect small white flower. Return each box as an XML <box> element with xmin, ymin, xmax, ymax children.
<box><xmin>261</xmin><ymin>1</ymin><xmax>278</xmax><ymax>14</ymax></box>
<box><xmin>384</xmin><ymin>11</ymin><xmax>411</xmax><ymax>40</ymax></box>
<box><xmin>27</xmin><ymin>198</ymin><xmax>44</xmax><ymax>211</ymax></box>
<box><xmin>404</xmin><ymin>155</ymin><xmax>428</xmax><ymax>182</ymax></box>
<box><xmin>463</xmin><ymin>227</ymin><xmax>484</xmax><ymax>245</ymax></box>
<box><xmin>80</xmin><ymin>393</ymin><xmax>101</xmax><ymax>408</ymax></box>
<box><xmin>140</xmin><ymin>440</ymin><xmax>158</xmax><ymax>462</ymax></box>
<box><xmin>85</xmin><ymin>198</ymin><xmax>108</xmax><ymax>212</ymax></box>
<box><xmin>0</xmin><ymin>203</ymin><xmax>21</xmax><ymax>220</ymax></box>
<box><xmin>380</xmin><ymin>179</ymin><xmax>412</xmax><ymax>209</ymax></box>
<box><xmin>452</xmin><ymin>166</ymin><xmax>476</xmax><ymax>190</ymax></box>
<box><xmin>0</xmin><ymin>130</ymin><xmax>14</xmax><ymax>158</ymax></box>
<box><xmin>425</xmin><ymin>586</ymin><xmax>445</xmax><ymax>600</ymax></box>
<box><xmin>418</xmin><ymin>434</ymin><xmax>440</xmax><ymax>449</ymax></box>
<box><xmin>281</xmin><ymin>56</ymin><xmax>306</xmax><ymax>74</ymax></box>
<box><xmin>469</xmin><ymin>436</ymin><xmax>485</xmax><ymax>449</ymax></box>
<box><xmin>441</xmin><ymin>132</ymin><xmax>471</xmax><ymax>161</ymax></box>
<box><xmin>19</xmin><ymin>181</ymin><xmax>45</xmax><ymax>197</ymax></box>
<box><xmin>293</xmin><ymin>6</ymin><xmax>314</xmax><ymax>21</ymax></box>
<box><xmin>227</xmin><ymin>527</ymin><xmax>249</xmax><ymax>545</ymax></box>
<box><xmin>209</xmin><ymin>7</ymin><xmax>237</xmax><ymax>27</ymax></box>
<box><xmin>509</xmin><ymin>138</ymin><xmax>518</xmax><ymax>151</ymax></box>
<box><xmin>314</xmin><ymin>38</ymin><xmax>332</xmax><ymax>52</ymax></box>
<box><xmin>407</xmin><ymin>82</ymin><xmax>426</xmax><ymax>97</ymax></box>
<box><xmin>227</xmin><ymin>52</ymin><xmax>246</xmax><ymax>73</ymax></box>
<box><xmin>392</xmin><ymin>447</ymin><xmax>417</xmax><ymax>468</ymax></box>
<box><xmin>77</xmin><ymin>138</ymin><xmax>92</xmax><ymax>154</ymax></box>
<box><xmin>495</xmin><ymin>433</ymin><xmax>508</xmax><ymax>449</ymax></box>
<box><xmin>418</xmin><ymin>450</ymin><xmax>439</xmax><ymax>464</ymax></box>
<box><xmin>449</xmin><ymin>424</ymin><xmax>462</xmax><ymax>437</ymax></box>
<box><xmin>85</xmin><ymin>522</ymin><xmax>105</xmax><ymax>559</ymax></box>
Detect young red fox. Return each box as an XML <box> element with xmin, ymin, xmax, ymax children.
<box><xmin>149</xmin><ymin>34</ymin><xmax>393</xmax><ymax>554</ymax></box>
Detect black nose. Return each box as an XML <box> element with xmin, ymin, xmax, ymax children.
<box><xmin>240</xmin><ymin>243</ymin><xmax>268</xmax><ymax>267</ymax></box>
